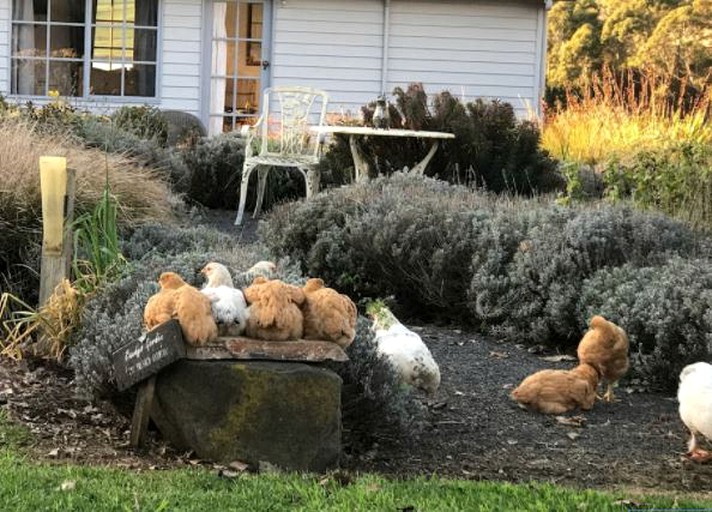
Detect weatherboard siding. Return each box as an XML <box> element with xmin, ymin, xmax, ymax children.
<box><xmin>387</xmin><ymin>0</ymin><xmax>541</xmax><ymax>117</ymax></box>
<box><xmin>271</xmin><ymin>0</ymin><xmax>385</xmax><ymax>116</ymax></box>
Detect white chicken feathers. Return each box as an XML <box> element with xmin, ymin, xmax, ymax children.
<box><xmin>200</xmin><ymin>262</ymin><xmax>249</xmax><ymax>336</ymax></box>
<box><xmin>678</xmin><ymin>362</ymin><xmax>712</xmax><ymax>453</ymax></box>
<box><xmin>370</xmin><ymin>305</ymin><xmax>441</xmax><ymax>395</ymax></box>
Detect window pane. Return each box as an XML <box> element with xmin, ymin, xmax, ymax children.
<box><xmin>12</xmin><ymin>58</ymin><xmax>45</xmax><ymax>95</ymax></box>
<box><xmin>51</xmin><ymin>2</ymin><xmax>85</xmax><ymax>23</ymax></box>
<box><xmin>50</xmin><ymin>25</ymin><xmax>84</xmax><ymax>59</ymax></box>
<box><xmin>133</xmin><ymin>1</ymin><xmax>158</xmax><ymax>27</ymax></box>
<box><xmin>133</xmin><ymin>29</ymin><xmax>157</xmax><ymax>62</ymax></box>
<box><xmin>49</xmin><ymin>60</ymin><xmax>82</xmax><ymax>96</ymax></box>
<box><xmin>13</xmin><ymin>24</ymin><xmax>47</xmax><ymax>57</ymax></box>
<box><xmin>13</xmin><ymin>0</ymin><xmax>47</xmax><ymax>22</ymax></box>
<box><xmin>124</xmin><ymin>64</ymin><xmax>155</xmax><ymax>96</ymax></box>
<box><xmin>92</xmin><ymin>25</ymin><xmax>124</xmax><ymax>63</ymax></box>
<box><xmin>90</xmin><ymin>66</ymin><xmax>122</xmax><ymax>95</ymax></box>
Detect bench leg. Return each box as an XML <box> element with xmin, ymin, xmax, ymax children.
<box><xmin>409</xmin><ymin>140</ymin><xmax>440</xmax><ymax>176</ymax></box>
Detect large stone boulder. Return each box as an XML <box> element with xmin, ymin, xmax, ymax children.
<box><xmin>150</xmin><ymin>360</ymin><xmax>342</xmax><ymax>471</ymax></box>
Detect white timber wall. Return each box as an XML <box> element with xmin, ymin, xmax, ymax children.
<box><xmin>160</xmin><ymin>0</ymin><xmax>203</xmax><ymax>115</ymax></box>
<box><xmin>271</xmin><ymin>0</ymin><xmax>384</xmax><ymax>116</ymax></box>
<box><xmin>387</xmin><ymin>0</ymin><xmax>541</xmax><ymax>118</ymax></box>
<box><xmin>0</xmin><ymin>0</ymin><xmax>9</xmax><ymax>94</ymax></box>
<box><xmin>0</xmin><ymin>0</ymin><xmax>203</xmax><ymax>115</ymax></box>
<box><xmin>271</xmin><ymin>0</ymin><xmax>544</xmax><ymax>119</ymax></box>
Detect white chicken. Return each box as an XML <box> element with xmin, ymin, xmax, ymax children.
<box><xmin>678</xmin><ymin>362</ymin><xmax>712</xmax><ymax>463</ymax></box>
<box><xmin>200</xmin><ymin>262</ymin><xmax>249</xmax><ymax>337</ymax></box>
<box><xmin>368</xmin><ymin>302</ymin><xmax>441</xmax><ymax>395</ymax></box>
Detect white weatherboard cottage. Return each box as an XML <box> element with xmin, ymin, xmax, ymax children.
<box><xmin>0</xmin><ymin>0</ymin><xmax>551</xmax><ymax>135</ymax></box>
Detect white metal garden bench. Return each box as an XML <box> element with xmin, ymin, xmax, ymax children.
<box><xmin>234</xmin><ymin>86</ymin><xmax>329</xmax><ymax>225</ymax></box>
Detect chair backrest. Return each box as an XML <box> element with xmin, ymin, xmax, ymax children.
<box><xmin>257</xmin><ymin>86</ymin><xmax>329</xmax><ymax>159</ymax></box>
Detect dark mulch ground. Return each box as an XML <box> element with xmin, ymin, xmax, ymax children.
<box><xmin>1</xmin><ymin>211</ymin><xmax>709</xmax><ymax>495</ymax></box>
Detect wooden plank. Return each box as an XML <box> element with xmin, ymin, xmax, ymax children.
<box><xmin>185</xmin><ymin>337</ymin><xmax>349</xmax><ymax>363</ymax></box>
<box><xmin>112</xmin><ymin>320</ymin><xmax>186</xmax><ymax>392</ymax></box>
<box><xmin>38</xmin><ymin>156</ymin><xmax>68</xmax><ymax>307</ymax></box>
<box><xmin>130</xmin><ymin>375</ymin><xmax>156</xmax><ymax>449</ymax></box>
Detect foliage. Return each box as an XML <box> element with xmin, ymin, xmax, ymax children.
<box><xmin>603</xmin><ymin>140</ymin><xmax>712</xmax><ymax>229</ymax></box>
<box><xmin>580</xmin><ymin>257</ymin><xmax>712</xmax><ymax>391</ymax></box>
<box><xmin>262</xmin><ymin>173</ymin><xmax>707</xmax><ymax>360</ymax></box>
<box><xmin>110</xmin><ymin>105</ymin><xmax>168</xmax><ymax>146</ymax></box>
<box><xmin>0</xmin><ymin>117</ymin><xmax>176</xmax><ymax>309</ymax></box>
<box><xmin>542</xmin><ymin>69</ymin><xmax>712</xmax><ymax>166</ymax></box>
<box><xmin>72</xmin><ymin>177</ymin><xmax>127</xmax><ymax>294</ymax></box>
<box><xmin>547</xmin><ymin>0</ymin><xmax>712</xmax><ymax>90</ymax></box>
<box><xmin>180</xmin><ymin>133</ymin><xmax>246</xmax><ymax>209</ymax></box>
<box><xmin>319</xmin><ymin>83</ymin><xmax>562</xmax><ymax>195</ymax></box>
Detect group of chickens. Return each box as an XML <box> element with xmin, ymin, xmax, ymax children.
<box><xmin>511</xmin><ymin>314</ymin><xmax>712</xmax><ymax>464</ymax></box>
<box><xmin>142</xmin><ymin>261</ymin><xmax>442</xmax><ymax>396</ymax></box>
<box><xmin>143</xmin><ymin>261</ymin><xmax>358</xmax><ymax>348</ymax></box>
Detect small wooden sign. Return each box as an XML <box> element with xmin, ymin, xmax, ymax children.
<box><xmin>112</xmin><ymin>320</ymin><xmax>186</xmax><ymax>391</ymax></box>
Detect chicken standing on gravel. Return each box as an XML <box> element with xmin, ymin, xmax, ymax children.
<box><xmin>511</xmin><ymin>363</ymin><xmax>600</xmax><ymax>414</ymax></box>
<box><xmin>200</xmin><ymin>262</ymin><xmax>249</xmax><ymax>337</ymax></box>
<box><xmin>367</xmin><ymin>301</ymin><xmax>441</xmax><ymax>395</ymax></box>
<box><xmin>576</xmin><ymin>315</ymin><xmax>629</xmax><ymax>402</ymax></box>
<box><xmin>678</xmin><ymin>362</ymin><xmax>712</xmax><ymax>463</ymax></box>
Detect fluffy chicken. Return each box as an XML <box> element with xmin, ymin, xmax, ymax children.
<box><xmin>576</xmin><ymin>315</ymin><xmax>629</xmax><ymax>402</ymax></box>
<box><xmin>144</xmin><ymin>271</ymin><xmax>218</xmax><ymax>345</ymax></box>
<box><xmin>200</xmin><ymin>262</ymin><xmax>249</xmax><ymax>337</ymax></box>
<box><xmin>511</xmin><ymin>363</ymin><xmax>600</xmax><ymax>414</ymax></box>
<box><xmin>301</xmin><ymin>278</ymin><xmax>357</xmax><ymax>349</ymax></box>
<box><xmin>243</xmin><ymin>277</ymin><xmax>305</xmax><ymax>341</ymax></box>
<box><xmin>368</xmin><ymin>302</ymin><xmax>441</xmax><ymax>395</ymax></box>
<box><xmin>678</xmin><ymin>362</ymin><xmax>712</xmax><ymax>463</ymax></box>
<box><xmin>143</xmin><ymin>271</ymin><xmax>183</xmax><ymax>330</ymax></box>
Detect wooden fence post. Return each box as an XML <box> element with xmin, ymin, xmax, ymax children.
<box><xmin>38</xmin><ymin>157</ymin><xmax>75</xmax><ymax>307</ymax></box>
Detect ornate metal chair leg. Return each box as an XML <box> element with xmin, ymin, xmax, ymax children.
<box><xmin>235</xmin><ymin>162</ymin><xmax>258</xmax><ymax>225</ymax></box>
<box><xmin>253</xmin><ymin>165</ymin><xmax>271</xmax><ymax>219</ymax></box>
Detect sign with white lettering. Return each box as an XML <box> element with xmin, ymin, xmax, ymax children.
<box><xmin>112</xmin><ymin>320</ymin><xmax>186</xmax><ymax>391</ymax></box>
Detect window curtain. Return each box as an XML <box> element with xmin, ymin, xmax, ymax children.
<box><xmin>210</xmin><ymin>2</ymin><xmax>228</xmax><ymax>136</ymax></box>
<box><xmin>134</xmin><ymin>1</ymin><xmax>157</xmax><ymax>95</ymax></box>
<box><xmin>17</xmin><ymin>0</ymin><xmax>35</xmax><ymax>94</ymax></box>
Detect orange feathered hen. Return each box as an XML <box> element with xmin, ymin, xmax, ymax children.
<box><xmin>577</xmin><ymin>315</ymin><xmax>629</xmax><ymax>402</ymax></box>
<box><xmin>511</xmin><ymin>363</ymin><xmax>600</xmax><ymax>414</ymax></box>
<box><xmin>143</xmin><ymin>271</ymin><xmax>218</xmax><ymax>346</ymax></box>
<box><xmin>243</xmin><ymin>277</ymin><xmax>305</xmax><ymax>341</ymax></box>
<box><xmin>301</xmin><ymin>278</ymin><xmax>357</xmax><ymax>349</ymax></box>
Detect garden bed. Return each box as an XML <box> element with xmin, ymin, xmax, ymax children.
<box><xmin>0</xmin><ymin>321</ymin><xmax>706</xmax><ymax>492</ymax></box>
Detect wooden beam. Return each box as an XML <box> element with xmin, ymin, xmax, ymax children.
<box><xmin>130</xmin><ymin>375</ymin><xmax>156</xmax><ymax>449</ymax></box>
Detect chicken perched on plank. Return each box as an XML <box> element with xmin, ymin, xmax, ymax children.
<box><xmin>301</xmin><ymin>278</ymin><xmax>357</xmax><ymax>349</ymax></box>
<box><xmin>243</xmin><ymin>277</ymin><xmax>305</xmax><ymax>341</ymax></box>
<box><xmin>143</xmin><ymin>271</ymin><xmax>184</xmax><ymax>330</ymax></box>
<box><xmin>511</xmin><ymin>363</ymin><xmax>600</xmax><ymax>414</ymax></box>
<box><xmin>200</xmin><ymin>262</ymin><xmax>249</xmax><ymax>337</ymax></box>
<box><xmin>143</xmin><ymin>271</ymin><xmax>218</xmax><ymax>346</ymax></box>
<box><xmin>678</xmin><ymin>362</ymin><xmax>712</xmax><ymax>463</ymax></box>
<box><xmin>576</xmin><ymin>315</ymin><xmax>629</xmax><ymax>402</ymax></box>
<box><xmin>368</xmin><ymin>302</ymin><xmax>441</xmax><ymax>395</ymax></box>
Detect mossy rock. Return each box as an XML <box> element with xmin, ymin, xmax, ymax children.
<box><xmin>151</xmin><ymin>360</ymin><xmax>342</xmax><ymax>471</ymax></box>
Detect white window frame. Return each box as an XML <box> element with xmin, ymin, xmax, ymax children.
<box><xmin>9</xmin><ymin>0</ymin><xmax>162</xmax><ymax>101</ymax></box>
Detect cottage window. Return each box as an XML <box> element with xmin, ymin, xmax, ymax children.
<box><xmin>11</xmin><ymin>0</ymin><xmax>158</xmax><ymax>98</ymax></box>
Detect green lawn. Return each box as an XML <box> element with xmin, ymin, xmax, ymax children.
<box><xmin>0</xmin><ymin>413</ymin><xmax>708</xmax><ymax>511</ymax></box>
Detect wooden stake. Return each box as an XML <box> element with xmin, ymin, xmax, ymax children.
<box><xmin>38</xmin><ymin>158</ymin><xmax>74</xmax><ymax>307</ymax></box>
<box><xmin>130</xmin><ymin>375</ymin><xmax>157</xmax><ymax>449</ymax></box>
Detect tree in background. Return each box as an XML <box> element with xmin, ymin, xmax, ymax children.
<box><xmin>547</xmin><ymin>0</ymin><xmax>711</xmax><ymax>91</ymax></box>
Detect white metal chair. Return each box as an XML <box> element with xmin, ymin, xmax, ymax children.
<box><xmin>234</xmin><ymin>86</ymin><xmax>329</xmax><ymax>225</ymax></box>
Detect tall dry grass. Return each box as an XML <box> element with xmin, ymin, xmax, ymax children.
<box><xmin>0</xmin><ymin>117</ymin><xmax>179</xmax><ymax>303</ymax></box>
<box><xmin>542</xmin><ymin>70</ymin><xmax>712</xmax><ymax>164</ymax></box>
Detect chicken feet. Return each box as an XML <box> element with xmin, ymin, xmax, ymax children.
<box><xmin>687</xmin><ymin>433</ymin><xmax>712</xmax><ymax>463</ymax></box>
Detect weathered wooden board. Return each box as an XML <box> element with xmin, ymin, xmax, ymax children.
<box><xmin>112</xmin><ymin>320</ymin><xmax>186</xmax><ymax>391</ymax></box>
<box><xmin>130</xmin><ymin>375</ymin><xmax>156</xmax><ymax>449</ymax></box>
<box><xmin>185</xmin><ymin>337</ymin><xmax>349</xmax><ymax>363</ymax></box>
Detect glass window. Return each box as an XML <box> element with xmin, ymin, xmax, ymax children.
<box><xmin>10</xmin><ymin>0</ymin><xmax>158</xmax><ymax>98</ymax></box>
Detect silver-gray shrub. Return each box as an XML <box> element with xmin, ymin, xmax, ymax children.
<box><xmin>471</xmin><ymin>205</ymin><xmax>701</xmax><ymax>345</ymax></box>
<box><xmin>580</xmin><ymin>257</ymin><xmax>712</xmax><ymax>391</ymax></box>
